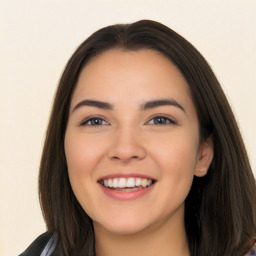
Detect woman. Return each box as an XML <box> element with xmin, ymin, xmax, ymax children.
<box><xmin>20</xmin><ymin>20</ymin><xmax>256</xmax><ymax>256</ymax></box>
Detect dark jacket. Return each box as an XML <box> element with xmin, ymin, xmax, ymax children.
<box><xmin>19</xmin><ymin>233</ymin><xmax>256</xmax><ymax>256</ymax></box>
<box><xmin>19</xmin><ymin>232</ymin><xmax>59</xmax><ymax>256</ymax></box>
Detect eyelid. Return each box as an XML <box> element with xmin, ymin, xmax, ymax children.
<box><xmin>79</xmin><ymin>114</ymin><xmax>177</xmax><ymax>126</ymax></box>
<box><xmin>146</xmin><ymin>115</ymin><xmax>177</xmax><ymax>125</ymax></box>
<box><xmin>80</xmin><ymin>116</ymin><xmax>110</xmax><ymax>126</ymax></box>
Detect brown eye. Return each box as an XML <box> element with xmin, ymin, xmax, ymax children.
<box><xmin>147</xmin><ymin>116</ymin><xmax>176</xmax><ymax>125</ymax></box>
<box><xmin>81</xmin><ymin>117</ymin><xmax>109</xmax><ymax>126</ymax></box>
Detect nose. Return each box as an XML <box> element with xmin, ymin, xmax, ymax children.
<box><xmin>107</xmin><ymin>127</ymin><xmax>147</xmax><ymax>162</ymax></box>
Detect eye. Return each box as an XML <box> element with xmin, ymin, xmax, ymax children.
<box><xmin>147</xmin><ymin>116</ymin><xmax>176</xmax><ymax>125</ymax></box>
<box><xmin>81</xmin><ymin>117</ymin><xmax>109</xmax><ymax>126</ymax></box>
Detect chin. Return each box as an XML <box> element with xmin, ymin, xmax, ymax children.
<box><xmin>94</xmin><ymin>218</ymin><xmax>153</xmax><ymax>236</ymax></box>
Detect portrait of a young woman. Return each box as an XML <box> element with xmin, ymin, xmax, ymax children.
<box><xmin>19</xmin><ymin>20</ymin><xmax>256</xmax><ymax>256</ymax></box>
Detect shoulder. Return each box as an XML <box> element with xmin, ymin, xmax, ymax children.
<box><xmin>19</xmin><ymin>232</ymin><xmax>58</xmax><ymax>256</ymax></box>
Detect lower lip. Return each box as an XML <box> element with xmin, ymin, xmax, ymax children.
<box><xmin>99</xmin><ymin>183</ymin><xmax>156</xmax><ymax>201</ymax></box>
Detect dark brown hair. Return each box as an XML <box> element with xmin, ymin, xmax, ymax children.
<box><xmin>39</xmin><ymin>20</ymin><xmax>256</xmax><ymax>255</ymax></box>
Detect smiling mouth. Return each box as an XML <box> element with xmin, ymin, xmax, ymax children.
<box><xmin>98</xmin><ymin>177</ymin><xmax>156</xmax><ymax>192</ymax></box>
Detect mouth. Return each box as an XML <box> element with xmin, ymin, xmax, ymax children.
<box><xmin>98</xmin><ymin>177</ymin><xmax>156</xmax><ymax>192</ymax></box>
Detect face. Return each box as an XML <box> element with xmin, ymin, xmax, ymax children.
<box><xmin>64</xmin><ymin>49</ymin><xmax>212</xmax><ymax>236</ymax></box>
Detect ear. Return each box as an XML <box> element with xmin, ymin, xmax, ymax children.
<box><xmin>194</xmin><ymin>135</ymin><xmax>214</xmax><ymax>177</ymax></box>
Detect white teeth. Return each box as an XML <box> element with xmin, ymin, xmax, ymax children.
<box><xmin>120</xmin><ymin>187</ymin><xmax>140</xmax><ymax>192</ymax></box>
<box><xmin>101</xmin><ymin>177</ymin><xmax>154</xmax><ymax>189</ymax></box>
<box><xmin>127</xmin><ymin>178</ymin><xmax>135</xmax><ymax>187</ymax></box>
<box><xmin>108</xmin><ymin>179</ymin><xmax>113</xmax><ymax>187</ymax></box>
<box><xmin>113</xmin><ymin>178</ymin><xmax>119</xmax><ymax>188</ymax></box>
<box><xmin>135</xmin><ymin>178</ymin><xmax>142</xmax><ymax>186</ymax></box>
<box><xmin>118</xmin><ymin>178</ymin><xmax>126</xmax><ymax>188</ymax></box>
<box><xmin>103</xmin><ymin>179</ymin><xmax>108</xmax><ymax>187</ymax></box>
<box><xmin>147</xmin><ymin>179</ymin><xmax>152</xmax><ymax>186</ymax></box>
<box><xmin>141</xmin><ymin>178</ymin><xmax>148</xmax><ymax>188</ymax></box>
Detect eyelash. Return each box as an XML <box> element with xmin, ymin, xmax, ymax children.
<box><xmin>81</xmin><ymin>117</ymin><xmax>110</xmax><ymax>126</ymax></box>
<box><xmin>80</xmin><ymin>115</ymin><xmax>176</xmax><ymax>126</ymax></box>
<box><xmin>146</xmin><ymin>116</ymin><xmax>176</xmax><ymax>125</ymax></box>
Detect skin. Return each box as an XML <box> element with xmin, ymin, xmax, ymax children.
<box><xmin>64</xmin><ymin>49</ymin><xmax>213</xmax><ymax>256</ymax></box>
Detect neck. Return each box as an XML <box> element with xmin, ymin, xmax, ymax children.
<box><xmin>93</xmin><ymin>208</ymin><xmax>190</xmax><ymax>256</ymax></box>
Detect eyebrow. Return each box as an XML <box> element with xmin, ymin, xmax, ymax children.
<box><xmin>72</xmin><ymin>99</ymin><xmax>113</xmax><ymax>112</ymax></box>
<box><xmin>72</xmin><ymin>98</ymin><xmax>186</xmax><ymax>114</ymax></box>
<box><xmin>141</xmin><ymin>98</ymin><xmax>185</xmax><ymax>113</ymax></box>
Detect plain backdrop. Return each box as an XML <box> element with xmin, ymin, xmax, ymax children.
<box><xmin>0</xmin><ymin>1</ymin><xmax>255</xmax><ymax>255</ymax></box>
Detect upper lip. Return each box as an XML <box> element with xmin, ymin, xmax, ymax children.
<box><xmin>97</xmin><ymin>173</ymin><xmax>157</xmax><ymax>182</ymax></box>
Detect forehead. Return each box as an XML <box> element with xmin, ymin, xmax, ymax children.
<box><xmin>71</xmin><ymin>48</ymin><xmax>193</xmax><ymax>111</ymax></box>
<box><xmin>78</xmin><ymin>48</ymin><xmax>188</xmax><ymax>86</ymax></box>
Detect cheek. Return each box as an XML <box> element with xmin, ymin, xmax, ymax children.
<box><xmin>162</xmin><ymin>146</ymin><xmax>196</xmax><ymax>196</ymax></box>
<box><xmin>64</xmin><ymin>134</ymin><xmax>106</xmax><ymax>222</ymax></box>
<box><xmin>151</xmin><ymin>128</ymin><xmax>199</xmax><ymax>170</ymax></box>
<box><xmin>64</xmin><ymin>132</ymin><xmax>104</xmax><ymax>209</ymax></box>
<box><xmin>64</xmin><ymin>132</ymin><xmax>104</xmax><ymax>177</ymax></box>
<box><xmin>149</xmin><ymin>130</ymin><xmax>199</xmax><ymax>199</ymax></box>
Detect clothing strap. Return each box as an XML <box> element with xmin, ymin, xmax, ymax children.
<box><xmin>40</xmin><ymin>233</ymin><xmax>58</xmax><ymax>256</ymax></box>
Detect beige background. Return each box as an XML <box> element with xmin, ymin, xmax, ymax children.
<box><xmin>0</xmin><ymin>1</ymin><xmax>255</xmax><ymax>255</ymax></box>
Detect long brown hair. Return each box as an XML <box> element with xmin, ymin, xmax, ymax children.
<box><xmin>39</xmin><ymin>20</ymin><xmax>256</xmax><ymax>255</ymax></box>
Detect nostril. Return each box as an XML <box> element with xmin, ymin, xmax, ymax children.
<box><xmin>107</xmin><ymin>144</ymin><xmax>147</xmax><ymax>162</ymax></box>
